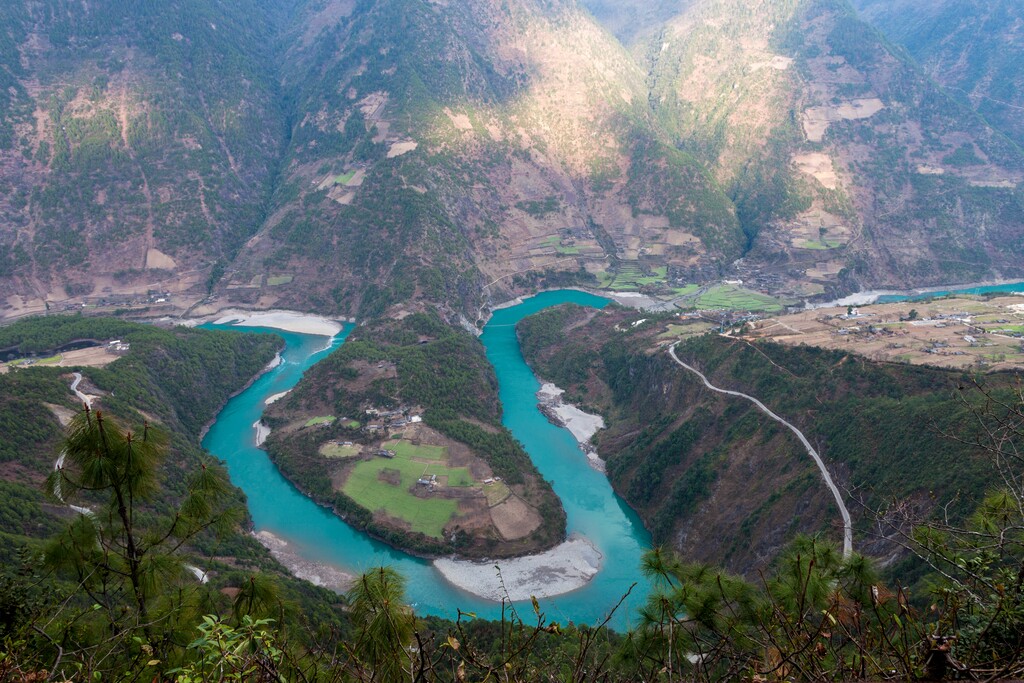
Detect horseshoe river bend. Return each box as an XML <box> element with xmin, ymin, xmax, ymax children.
<box><xmin>201</xmin><ymin>290</ymin><xmax>653</xmax><ymax>629</ymax></box>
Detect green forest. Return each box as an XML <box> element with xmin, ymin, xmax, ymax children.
<box><xmin>517</xmin><ymin>304</ymin><xmax>1023</xmax><ymax>579</ymax></box>
<box><xmin>0</xmin><ymin>315</ymin><xmax>364</xmax><ymax>676</ymax></box>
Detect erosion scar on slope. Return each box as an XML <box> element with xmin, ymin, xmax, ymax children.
<box><xmin>668</xmin><ymin>343</ymin><xmax>853</xmax><ymax>558</ymax></box>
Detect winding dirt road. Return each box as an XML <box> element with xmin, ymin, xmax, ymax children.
<box><xmin>668</xmin><ymin>343</ymin><xmax>853</xmax><ymax>558</ymax></box>
<box><xmin>70</xmin><ymin>372</ymin><xmax>93</xmax><ymax>408</ymax></box>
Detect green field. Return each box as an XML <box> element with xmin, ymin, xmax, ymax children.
<box><xmin>304</xmin><ymin>415</ymin><xmax>337</xmax><ymax>427</ymax></box>
<box><xmin>3</xmin><ymin>354</ymin><xmax>62</xmax><ymax>370</ymax></box>
<box><xmin>267</xmin><ymin>275</ymin><xmax>294</xmax><ymax>286</ymax></box>
<box><xmin>680</xmin><ymin>284</ymin><xmax>787</xmax><ymax>313</ymax></box>
<box><xmin>598</xmin><ymin>264</ymin><xmax>668</xmax><ymax>290</ymax></box>
<box><xmin>341</xmin><ymin>441</ymin><xmax>475</xmax><ymax>537</ymax></box>
<box><xmin>320</xmin><ymin>442</ymin><xmax>361</xmax><ymax>458</ymax></box>
<box><xmin>334</xmin><ymin>171</ymin><xmax>356</xmax><ymax>185</ymax></box>
<box><xmin>342</xmin><ymin>419</ymin><xmax>361</xmax><ymax>429</ymax></box>
<box><xmin>555</xmin><ymin>245</ymin><xmax>581</xmax><ymax>255</ymax></box>
<box><xmin>800</xmin><ymin>239</ymin><xmax>842</xmax><ymax>250</ymax></box>
<box><xmin>657</xmin><ymin>322</ymin><xmax>715</xmax><ymax>340</ymax></box>
<box><xmin>384</xmin><ymin>440</ymin><xmax>446</xmax><ymax>461</ymax></box>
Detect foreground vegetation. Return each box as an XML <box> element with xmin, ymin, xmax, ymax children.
<box><xmin>0</xmin><ymin>316</ymin><xmax>351</xmax><ymax>677</ymax></box>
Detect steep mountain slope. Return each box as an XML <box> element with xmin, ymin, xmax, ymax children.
<box><xmin>592</xmin><ymin>0</ymin><xmax>1024</xmax><ymax>299</ymax></box>
<box><xmin>219</xmin><ymin>0</ymin><xmax>742</xmax><ymax>319</ymax></box>
<box><xmin>580</xmin><ymin>0</ymin><xmax>683</xmax><ymax>45</ymax></box>
<box><xmin>517</xmin><ymin>304</ymin><xmax>1016</xmax><ymax>576</ymax></box>
<box><xmin>0</xmin><ymin>1</ymin><xmax>296</xmax><ymax>319</ymax></box>
<box><xmin>4</xmin><ymin>0</ymin><xmax>1022</xmax><ymax>320</ymax></box>
<box><xmin>0</xmin><ymin>317</ymin><xmax>350</xmax><ymax>613</ymax></box>
<box><xmin>0</xmin><ymin>317</ymin><xmax>362</xmax><ymax>679</ymax></box>
<box><xmin>1</xmin><ymin>0</ymin><xmax>748</xmax><ymax>322</ymax></box>
<box><xmin>852</xmin><ymin>0</ymin><xmax>1024</xmax><ymax>151</ymax></box>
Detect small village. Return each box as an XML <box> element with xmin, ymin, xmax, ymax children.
<box><xmin>740</xmin><ymin>295</ymin><xmax>1024</xmax><ymax>371</ymax></box>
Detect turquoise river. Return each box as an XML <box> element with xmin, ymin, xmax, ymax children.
<box><xmin>878</xmin><ymin>280</ymin><xmax>1024</xmax><ymax>303</ymax></box>
<box><xmin>202</xmin><ymin>290</ymin><xmax>652</xmax><ymax>628</ymax></box>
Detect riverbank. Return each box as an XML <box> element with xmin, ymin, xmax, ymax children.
<box><xmin>255</xmin><ymin>531</ymin><xmax>355</xmax><ymax>593</ymax></box>
<box><xmin>536</xmin><ymin>384</ymin><xmax>603</xmax><ymax>442</ymax></box>
<box><xmin>536</xmin><ymin>383</ymin><xmax>606</xmax><ymax>473</ymax></box>
<box><xmin>265</xmin><ymin>391</ymin><xmax>290</xmax><ymax>405</ymax></box>
<box><xmin>811</xmin><ymin>278</ymin><xmax>1024</xmax><ymax>308</ymax></box>
<box><xmin>198</xmin><ymin>350</ymin><xmax>283</xmax><ymax>441</ymax></box>
<box><xmin>433</xmin><ymin>535</ymin><xmax>602</xmax><ymax>601</ymax></box>
<box><xmin>483</xmin><ymin>288</ymin><xmax>652</xmax><ymax>330</ymax></box>
<box><xmin>254</xmin><ymin>420</ymin><xmax>270</xmax><ymax>447</ymax></box>
<box><xmin>207</xmin><ymin>309</ymin><xmax>344</xmax><ymax>337</ymax></box>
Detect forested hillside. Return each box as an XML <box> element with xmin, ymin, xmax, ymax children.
<box><xmin>5</xmin><ymin>0</ymin><xmax>1021</xmax><ymax>323</ymax></box>
<box><xmin>0</xmin><ymin>0</ymin><xmax>295</xmax><ymax>315</ymax></box>
<box><xmin>592</xmin><ymin>0</ymin><xmax>1024</xmax><ymax>301</ymax></box>
<box><xmin>222</xmin><ymin>0</ymin><xmax>743</xmax><ymax>319</ymax></box>
<box><xmin>1</xmin><ymin>0</ymin><xmax>747</xmax><ymax>322</ymax></box>
<box><xmin>518</xmin><ymin>304</ymin><xmax>1020</xmax><ymax>579</ymax></box>
<box><xmin>0</xmin><ymin>316</ymin><xmax>348</xmax><ymax>636</ymax></box>
<box><xmin>853</xmin><ymin>0</ymin><xmax>1024</xmax><ymax>151</ymax></box>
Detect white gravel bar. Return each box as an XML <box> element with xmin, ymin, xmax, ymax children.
<box><xmin>211</xmin><ymin>309</ymin><xmax>343</xmax><ymax>337</ymax></box>
<box><xmin>265</xmin><ymin>391</ymin><xmax>290</xmax><ymax>405</ymax></box>
<box><xmin>536</xmin><ymin>384</ymin><xmax>605</xmax><ymax>443</ymax></box>
<box><xmin>253</xmin><ymin>420</ymin><xmax>271</xmax><ymax>447</ymax></box>
<box><xmin>553</xmin><ymin>403</ymin><xmax>604</xmax><ymax>443</ymax></box>
<box><xmin>433</xmin><ymin>536</ymin><xmax>602</xmax><ymax>602</ymax></box>
<box><xmin>255</xmin><ymin>531</ymin><xmax>355</xmax><ymax>593</ymax></box>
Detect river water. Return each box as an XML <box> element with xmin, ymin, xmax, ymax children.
<box><xmin>878</xmin><ymin>280</ymin><xmax>1024</xmax><ymax>303</ymax></box>
<box><xmin>201</xmin><ymin>290</ymin><xmax>651</xmax><ymax>628</ymax></box>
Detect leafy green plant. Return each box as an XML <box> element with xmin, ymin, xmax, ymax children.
<box><xmin>171</xmin><ymin>615</ymin><xmax>285</xmax><ymax>683</ymax></box>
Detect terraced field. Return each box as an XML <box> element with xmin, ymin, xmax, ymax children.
<box><xmin>320</xmin><ymin>442</ymin><xmax>361</xmax><ymax>458</ymax></box>
<box><xmin>745</xmin><ymin>295</ymin><xmax>1024</xmax><ymax>371</ymax></box>
<box><xmin>598</xmin><ymin>263</ymin><xmax>668</xmax><ymax>290</ymax></box>
<box><xmin>267</xmin><ymin>275</ymin><xmax>294</xmax><ymax>286</ymax></box>
<box><xmin>680</xmin><ymin>284</ymin><xmax>788</xmax><ymax>312</ymax></box>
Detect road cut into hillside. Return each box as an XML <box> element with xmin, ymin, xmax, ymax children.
<box><xmin>668</xmin><ymin>343</ymin><xmax>853</xmax><ymax>558</ymax></box>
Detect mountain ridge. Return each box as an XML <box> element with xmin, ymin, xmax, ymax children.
<box><xmin>1</xmin><ymin>0</ymin><xmax>1022</xmax><ymax>324</ymax></box>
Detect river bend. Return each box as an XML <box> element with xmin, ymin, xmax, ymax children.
<box><xmin>201</xmin><ymin>290</ymin><xmax>651</xmax><ymax>628</ymax></box>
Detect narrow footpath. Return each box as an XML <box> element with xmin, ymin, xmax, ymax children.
<box><xmin>667</xmin><ymin>343</ymin><xmax>853</xmax><ymax>558</ymax></box>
